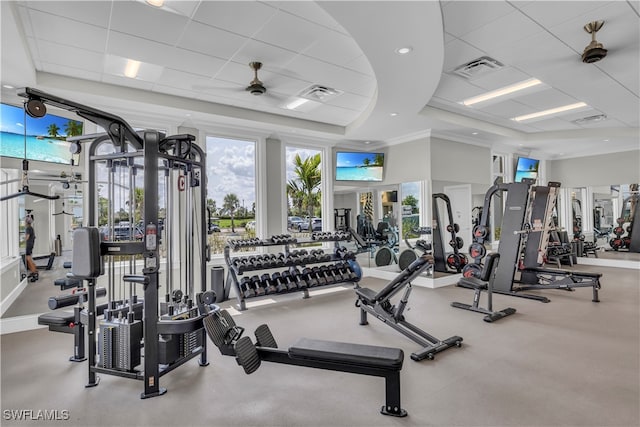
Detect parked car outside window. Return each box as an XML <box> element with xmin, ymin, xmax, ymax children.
<box><xmin>287</xmin><ymin>216</ymin><xmax>304</xmax><ymax>230</ymax></box>
<box><xmin>298</xmin><ymin>218</ymin><xmax>322</xmax><ymax>232</ymax></box>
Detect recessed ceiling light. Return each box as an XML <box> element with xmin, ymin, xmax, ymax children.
<box><xmin>512</xmin><ymin>102</ymin><xmax>588</xmax><ymax>122</ymax></box>
<box><xmin>146</xmin><ymin>0</ymin><xmax>164</xmax><ymax>7</ymax></box>
<box><xmin>472</xmin><ymin>132</ymin><xmax>478</xmax><ymax>135</ymax></box>
<box><xmin>124</xmin><ymin>59</ymin><xmax>141</xmax><ymax>78</ymax></box>
<box><xmin>603</xmin><ymin>139</ymin><xmax>609</xmax><ymax>142</ymax></box>
<box><xmin>364</xmin><ymin>141</ymin><xmax>371</xmax><ymax>145</ymax></box>
<box><xmin>2</xmin><ymin>84</ymin><xmax>15</xmax><ymax>89</ymax></box>
<box><xmin>461</xmin><ymin>78</ymin><xmax>543</xmax><ymax>106</ymax></box>
<box><xmin>395</xmin><ymin>47</ymin><xmax>412</xmax><ymax>55</ymax></box>
<box><xmin>390</xmin><ymin>112</ymin><xmax>398</xmax><ymax>117</ymax></box>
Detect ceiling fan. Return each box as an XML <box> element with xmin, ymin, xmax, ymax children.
<box><xmin>246</xmin><ymin>62</ymin><xmax>267</xmax><ymax>96</ymax></box>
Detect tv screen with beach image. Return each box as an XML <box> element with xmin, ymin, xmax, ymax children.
<box><xmin>514</xmin><ymin>157</ymin><xmax>540</xmax><ymax>182</ymax></box>
<box><xmin>0</xmin><ymin>103</ymin><xmax>83</xmax><ymax>164</ymax></box>
<box><xmin>335</xmin><ymin>151</ymin><xmax>385</xmax><ymax>182</ymax></box>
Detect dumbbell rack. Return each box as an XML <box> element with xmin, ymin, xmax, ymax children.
<box><xmin>224</xmin><ymin>232</ymin><xmax>361</xmax><ymax>311</ymax></box>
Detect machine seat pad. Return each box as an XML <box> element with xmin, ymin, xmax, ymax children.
<box><xmin>458</xmin><ymin>277</ymin><xmax>488</xmax><ymax>290</ymax></box>
<box><xmin>38</xmin><ymin>311</ymin><xmax>74</xmax><ymax>327</ymax></box>
<box><xmin>526</xmin><ymin>267</ymin><xmax>602</xmax><ymax>279</ymax></box>
<box><xmin>289</xmin><ymin>338</ymin><xmax>403</xmax><ymax>370</ymax></box>
<box><xmin>355</xmin><ymin>287</ymin><xmax>378</xmax><ymax>304</ymax></box>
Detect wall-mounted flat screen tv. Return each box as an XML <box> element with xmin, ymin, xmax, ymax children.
<box><xmin>0</xmin><ymin>103</ymin><xmax>83</xmax><ymax>164</ymax></box>
<box><xmin>514</xmin><ymin>157</ymin><xmax>540</xmax><ymax>182</ymax></box>
<box><xmin>335</xmin><ymin>151</ymin><xmax>384</xmax><ymax>182</ymax></box>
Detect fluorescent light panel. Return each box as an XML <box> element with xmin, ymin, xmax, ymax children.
<box><xmin>124</xmin><ymin>59</ymin><xmax>141</xmax><ymax>79</ymax></box>
<box><xmin>462</xmin><ymin>78</ymin><xmax>542</xmax><ymax>106</ymax></box>
<box><xmin>511</xmin><ymin>102</ymin><xmax>588</xmax><ymax>122</ymax></box>
<box><xmin>285</xmin><ymin>98</ymin><xmax>310</xmax><ymax>110</ymax></box>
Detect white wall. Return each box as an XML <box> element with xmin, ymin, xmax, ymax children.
<box><xmin>383</xmin><ymin>136</ymin><xmax>430</xmax><ymax>185</ymax></box>
<box><xmin>265</xmin><ymin>137</ymin><xmax>285</xmax><ymax>236</ymax></box>
<box><xmin>430</xmin><ymin>137</ymin><xmax>492</xmax><ymax>184</ymax></box>
<box><xmin>548</xmin><ymin>150</ymin><xmax>640</xmax><ymax>187</ymax></box>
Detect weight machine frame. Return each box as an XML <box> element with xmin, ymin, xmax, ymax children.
<box><xmin>19</xmin><ymin>87</ymin><xmax>210</xmax><ymax>398</ymax></box>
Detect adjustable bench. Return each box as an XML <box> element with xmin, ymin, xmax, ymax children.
<box><xmin>451</xmin><ymin>252</ymin><xmax>516</xmax><ymax>322</ymax></box>
<box><xmin>355</xmin><ymin>254</ymin><xmax>463</xmax><ymax>361</ymax></box>
<box><xmin>203</xmin><ymin>308</ymin><xmax>407</xmax><ymax>417</ymax></box>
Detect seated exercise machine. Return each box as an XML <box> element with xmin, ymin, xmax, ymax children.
<box><xmin>202</xmin><ymin>306</ymin><xmax>408</xmax><ymax>417</ymax></box>
<box><xmin>354</xmin><ymin>254</ymin><xmax>463</xmax><ymax>361</ymax></box>
<box><xmin>37</xmin><ymin>286</ymin><xmax>108</xmax><ymax>362</ymax></box>
<box><xmin>451</xmin><ymin>252</ymin><xmax>516</xmax><ymax>322</ymax></box>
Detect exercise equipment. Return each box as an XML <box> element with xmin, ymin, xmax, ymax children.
<box><xmin>225</xmin><ymin>234</ymin><xmax>360</xmax><ymax>311</ymax></box>
<box><xmin>398</xmin><ymin>227</ymin><xmax>432</xmax><ymax>271</ymax></box>
<box><xmin>22</xmin><ymin>252</ymin><xmax>55</xmax><ymax>271</ymax></box>
<box><xmin>203</xmin><ymin>307</ymin><xmax>408</xmax><ymax>417</ymax></box>
<box><xmin>21</xmin><ymin>87</ymin><xmax>211</xmax><ymax>398</ymax></box>
<box><xmin>432</xmin><ymin>193</ymin><xmax>466</xmax><ymax>273</ymax></box>
<box><xmin>334</xmin><ymin>208</ymin><xmax>351</xmax><ymax>232</ymax></box>
<box><xmin>355</xmin><ymin>254</ymin><xmax>463</xmax><ymax>361</ymax></box>
<box><xmin>451</xmin><ymin>253</ymin><xmax>516</xmax><ymax>322</ymax></box>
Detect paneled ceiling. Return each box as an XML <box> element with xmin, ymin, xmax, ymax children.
<box><xmin>1</xmin><ymin>0</ymin><xmax>639</xmax><ymax>160</ymax></box>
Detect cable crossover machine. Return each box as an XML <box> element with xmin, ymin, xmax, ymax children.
<box><xmin>19</xmin><ymin>87</ymin><xmax>211</xmax><ymax>398</ymax></box>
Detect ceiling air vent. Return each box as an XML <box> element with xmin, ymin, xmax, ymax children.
<box><xmin>298</xmin><ymin>85</ymin><xmax>343</xmax><ymax>102</ymax></box>
<box><xmin>572</xmin><ymin>114</ymin><xmax>607</xmax><ymax>125</ymax></box>
<box><xmin>452</xmin><ymin>56</ymin><xmax>504</xmax><ymax>79</ymax></box>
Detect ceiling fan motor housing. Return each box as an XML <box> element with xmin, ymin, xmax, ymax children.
<box><xmin>582</xmin><ymin>20</ymin><xmax>607</xmax><ymax>63</ymax></box>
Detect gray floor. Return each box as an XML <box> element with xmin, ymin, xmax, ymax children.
<box><xmin>1</xmin><ymin>263</ymin><xmax>639</xmax><ymax>427</ymax></box>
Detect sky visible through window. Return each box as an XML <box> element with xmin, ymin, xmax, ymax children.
<box><xmin>206</xmin><ymin>136</ymin><xmax>255</xmax><ymax>211</ymax></box>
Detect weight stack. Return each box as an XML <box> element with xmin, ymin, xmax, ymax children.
<box><xmin>99</xmin><ymin>319</ymin><xmax>143</xmax><ymax>371</ymax></box>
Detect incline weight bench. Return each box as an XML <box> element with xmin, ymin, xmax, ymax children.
<box><xmin>203</xmin><ymin>308</ymin><xmax>408</xmax><ymax>417</ymax></box>
<box><xmin>451</xmin><ymin>252</ymin><xmax>516</xmax><ymax>322</ymax></box>
<box><xmin>355</xmin><ymin>254</ymin><xmax>463</xmax><ymax>361</ymax></box>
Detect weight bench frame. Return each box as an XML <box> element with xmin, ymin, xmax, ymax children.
<box><xmin>451</xmin><ymin>253</ymin><xmax>516</xmax><ymax>322</ymax></box>
<box><xmin>203</xmin><ymin>309</ymin><xmax>407</xmax><ymax>417</ymax></box>
<box><xmin>355</xmin><ymin>254</ymin><xmax>463</xmax><ymax>361</ymax></box>
<box><xmin>23</xmin><ymin>252</ymin><xmax>56</xmax><ymax>270</ymax></box>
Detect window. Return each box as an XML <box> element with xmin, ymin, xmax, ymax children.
<box><xmin>206</xmin><ymin>136</ymin><xmax>256</xmax><ymax>254</ymax></box>
<box><xmin>0</xmin><ymin>169</ymin><xmax>18</xmax><ymax>261</ymax></box>
<box><xmin>285</xmin><ymin>146</ymin><xmax>322</xmax><ymax>234</ymax></box>
<box><xmin>401</xmin><ymin>182</ymin><xmax>421</xmax><ymax>238</ymax></box>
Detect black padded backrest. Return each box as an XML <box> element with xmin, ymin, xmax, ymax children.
<box><xmin>480</xmin><ymin>252</ymin><xmax>500</xmax><ymax>282</ymax></box>
<box><xmin>72</xmin><ymin>227</ymin><xmax>103</xmax><ymax>279</ymax></box>
<box><xmin>373</xmin><ymin>254</ymin><xmax>431</xmax><ymax>302</ymax></box>
<box><xmin>376</xmin><ymin>221</ymin><xmax>389</xmax><ymax>234</ymax></box>
<box><xmin>549</xmin><ymin>231</ymin><xmax>560</xmax><ymax>243</ymax></box>
<box><xmin>559</xmin><ymin>231</ymin><xmax>570</xmax><ymax>244</ymax></box>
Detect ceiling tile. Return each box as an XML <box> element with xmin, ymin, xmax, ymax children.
<box><xmin>518</xmin><ymin>1</ymin><xmax>613</xmax><ymax>29</ymax></box>
<box><xmin>152</xmin><ymin>84</ymin><xmax>200</xmax><ymax>100</ymax></box>
<box><xmin>324</xmin><ymin>91</ymin><xmax>370</xmax><ymax>112</ymax></box>
<box><xmin>34</xmin><ymin>39</ymin><xmax>104</xmax><ymax>74</ymax></box>
<box><xmin>302</xmin><ymin>30</ymin><xmax>364</xmax><ymax>66</ymax></box>
<box><xmin>230</xmin><ymin>39</ymin><xmax>299</xmax><ymax>71</ymax></box>
<box><xmin>441</xmin><ymin>1</ymin><xmax>515</xmax><ymax>38</ymax></box>
<box><xmin>460</xmin><ymin>10</ymin><xmax>544</xmax><ymax>52</ymax></box>
<box><xmin>22</xmin><ymin>0</ymin><xmax>111</xmax><ymax>28</ymax></box>
<box><xmin>267</xmin><ymin>1</ymin><xmax>348</xmax><ymax>34</ymax></box>
<box><xmin>110</xmin><ymin>1</ymin><xmax>190</xmax><ymax>46</ymax></box>
<box><xmin>284</xmin><ymin>55</ymin><xmax>375</xmax><ymax>98</ymax></box>
<box><xmin>101</xmin><ymin>74</ymin><xmax>155</xmax><ymax>91</ymax></box>
<box><xmin>178</xmin><ymin>21</ymin><xmax>248</xmax><ymax>59</ymax></box>
<box><xmin>468</xmin><ymin>67</ymin><xmax>533</xmax><ymax>91</ymax></box>
<box><xmin>343</xmin><ymin>54</ymin><xmax>374</xmax><ymax>76</ymax></box>
<box><xmin>107</xmin><ymin>31</ymin><xmax>173</xmax><ymax>67</ymax></box>
<box><xmin>252</xmin><ymin>10</ymin><xmax>327</xmax><ymax>53</ymax></box>
<box><xmin>164</xmin><ymin>47</ymin><xmax>227</xmax><ymax>79</ymax></box>
<box><xmin>433</xmin><ymin>73</ymin><xmax>486</xmax><ymax>103</ymax></box>
<box><xmin>25</xmin><ymin>8</ymin><xmax>107</xmax><ymax>53</ymax></box>
<box><xmin>157</xmin><ymin>68</ymin><xmax>221</xmax><ymax>93</ymax></box>
<box><xmin>524</xmin><ymin>117</ymin><xmax>582</xmax><ymax>131</ymax></box>
<box><xmin>192</xmin><ymin>1</ymin><xmax>278</xmax><ymax>37</ymax></box>
<box><xmin>471</xmin><ymin>99</ymin><xmax>539</xmax><ymax>118</ymax></box>
<box><xmin>40</xmin><ymin>62</ymin><xmax>102</xmax><ymax>82</ymax></box>
<box><xmin>513</xmin><ymin>88</ymin><xmax>580</xmax><ymax>110</ymax></box>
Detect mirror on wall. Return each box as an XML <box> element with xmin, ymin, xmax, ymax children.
<box><xmin>590</xmin><ymin>184</ymin><xmax>639</xmax><ymax>257</ymax></box>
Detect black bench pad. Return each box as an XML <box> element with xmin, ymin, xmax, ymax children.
<box><xmin>355</xmin><ymin>287</ymin><xmax>378</xmax><ymax>304</ymax></box>
<box><xmin>38</xmin><ymin>311</ymin><xmax>74</xmax><ymax>327</ymax></box>
<box><xmin>289</xmin><ymin>338</ymin><xmax>403</xmax><ymax>370</ymax></box>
